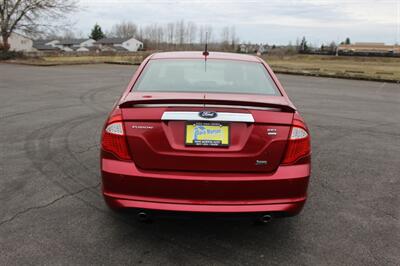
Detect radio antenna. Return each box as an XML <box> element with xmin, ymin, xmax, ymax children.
<box><xmin>203</xmin><ymin>31</ymin><xmax>209</xmax><ymax>72</ymax></box>
<box><xmin>203</xmin><ymin>31</ymin><xmax>209</xmax><ymax>57</ymax></box>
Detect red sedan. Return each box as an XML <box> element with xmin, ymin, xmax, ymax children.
<box><xmin>101</xmin><ymin>51</ymin><xmax>311</xmax><ymax>222</ymax></box>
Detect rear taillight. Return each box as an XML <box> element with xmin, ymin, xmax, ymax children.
<box><xmin>101</xmin><ymin>111</ymin><xmax>131</xmax><ymax>160</ymax></box>
<box><xmin>282</xmin><ymin>125</ymin><xmax>310</xmax><ymax>165</ymax></box>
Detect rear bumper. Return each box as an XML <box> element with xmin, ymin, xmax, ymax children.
<box><xmin>101</xmin><ymin>159</ymin><xmax>310</xmax><ymax>215</ymax></box>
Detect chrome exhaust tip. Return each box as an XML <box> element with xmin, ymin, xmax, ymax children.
<box><xmin>259</xmin><ymin>214</ymin><xmax>273</xmax><ymax>224</ymax></box>
<box><xmin>137</xmin><ymin>211</ymin><xmax>149</xmax><ymax>222</ymax></box>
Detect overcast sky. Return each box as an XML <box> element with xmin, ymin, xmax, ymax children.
<box><xmin>74</xmin><ymin>0</ymin><xmax>400</xmax><ymax>45</ymax></box>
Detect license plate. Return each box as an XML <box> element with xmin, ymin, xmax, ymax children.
<box><xmin>185</xmin><ymin>122</ymin><xmax>229</xmax><ymax>147</ymax></box>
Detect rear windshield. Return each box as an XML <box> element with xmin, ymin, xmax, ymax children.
<box><xmin>133</xmin><ymin>59</ymin><xmax>280</xmax><ymax>95</ymax></box>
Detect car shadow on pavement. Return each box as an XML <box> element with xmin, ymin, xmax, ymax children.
<box><xmin>106</xmin><ymin>209</ymin><xmax>302</xmax><ymax>264</ymax></box>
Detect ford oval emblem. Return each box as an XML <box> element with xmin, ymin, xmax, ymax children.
<box><xmin>199</xmin><ymin>111</ymin><xmax>217</xmax><ymax>119</ymax></box>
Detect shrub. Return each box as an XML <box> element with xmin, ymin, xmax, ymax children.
<box><xmin>0</xmin><ymin>50</ymin><xmax>24</xmax><ymax>60</ymax></box>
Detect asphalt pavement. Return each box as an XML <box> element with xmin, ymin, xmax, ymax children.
<box><xmin>0</xmin><ymin>63</ymin><xmax>399</xmax><ymax>265</ymax></box>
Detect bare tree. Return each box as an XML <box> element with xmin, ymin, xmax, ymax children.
<box><xmin>175</xmin><ymin>20</ymin><xmax>185</xmax><ymax>46</ymax></box>
<box><xmin>329</xmin><ymin>41</ymin><xmax>337</xmax><ymax>54</ymax></box>
<box><xmin>61</xmin><ymin>29</ymin><xmax>75</xmax><ymax>40</ymax></box>
<box><xmin>141</xmin><ymin>23</ymin><xmax>164</xmax><ymax>49</ymax></box>
<box><xmin>295</xmin><ymin>37</ymin><xmax>300</xmax><ymax>51</ymax></box>
<box><xmin>198</xmin><ymin>25</ymin><xmax>205</xmax><ymax>44</ymax></box>
<box><xmin>137</xmin><ymin>27</ymin><xmax>143</xmax><ymax>41</ymax></box>
<box><xmin>230</xmin><ymin>25</ymin><xmax>238</xmax><ymax>48</ymax></box>
<box><xmin>166</xmin><ymin>22</ymin><xmax>174</xmax><ymax>44</ymax></box>
<box><xmin>156</xmin><ymin>24</ymin><xmax>164</xmax><ymax>48</ymax></box>
<box><xmin>136</xmin><ymin>20</ymin><xmax>219</xmax><ymax>50</ymax></box>
<box><xmin>110</xmin><ymin>21</ymin><xmax>138</xmax><ymax>38</ymax></box>
<box><xmin>205</xmin><ymin>25</ymin><xmax>213</xmax><ymax>41</ymax></box>
<box><xmin>221</xmin><ymin>26</ymin><xmax>229</xmax><ymax>43</ymax></box>
<box><xmin>186</xmin><ymin>21</ymin><xmax>197</xmax><ymax>45</ymax></box>
<box><xmin>0</xmin><ymin>0</ymin><xmax>77</xmax><ymax>51</ymax></box>
<box><xmin>220</xmin><ymin>26</ymin><xmax>230</xmax><ymax>50</ymax></box>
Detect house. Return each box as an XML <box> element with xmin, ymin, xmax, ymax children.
<box><xmin>95</xmin><ymin>37</ymin><xmax>143</xmax><ymax>52</ymax></box>
<box><xmin>57</xmin><ymin>38</ymin><xmax>96</xmax><ymax>52</ymax></box>
<box><xmin>113</xmin><ymin>46</ymin><xmax>129</xmax><ymax>52</ymax></box>
<box><xmin>44</xmin><ymin>39</ymin><xmax>60</xmax><ymax>47</ymax></box>
<box><xmin>32</xmin><ymin>39</ymin><xmax>60</xmax><ymax>52</ymax></box>
<box><xmin>239</xmin><ymin>43</ymin><xmax>249</xmax><ymax>53</ymax></box>
<box><xmin>239</xmin><ymin>43</ymin><xmax>269</xmax><ymax>54</ymax></box>
<box><xmin>258</xmin><ymin>44</ymin><xmax>270</xmax><ymax>54</ymax></box>
<box><xmin>1</xmin><ymin>32</ymin><xmax>34</xmax><ymax>52</ymax></box>
<box><xmin>76</xmin><ymin>46</ymin><xmax>98</xmax><ymax>52</ymax></box>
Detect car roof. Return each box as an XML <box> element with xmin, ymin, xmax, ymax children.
<box><xmin>150</xmin><ymin>51</ymin><xmax>261</xmax><ymax>62</ymax></box>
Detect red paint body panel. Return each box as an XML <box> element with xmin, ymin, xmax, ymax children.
<box><xmin>122</xmin><ymin>105</ymin><xmax>293</xmax><ymax>172</ymax></box>
<box><xmin>122</xmin><ymin>92</ymin><xmax>293</xmax><ymax>108</ymax></box>
<box><xmin>101</xmin><ymin>51</ymin><xmax>311</xmax><ymax>217</ymax></box>
<box><xmin>102</xmin><ymin>159</ymin><xmax>308</xmax><ymax>214</ymax></box>
<box><xmin>125</xmin><ymin>121</ymin><xmax>290</xmax><ymax>172</ymax></box>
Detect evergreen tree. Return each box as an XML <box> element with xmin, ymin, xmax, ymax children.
<box><xmin>90</xmin><ymin>23</ymin><xmax>105</xmax><ymax>41</ymax></box>
<box><xmin>299</xmin><ymin>36</ymin><xmax>309</xmax><ymax>52</ymax></box>
<box><xmin>345</xmin><ymin>37</ymin><xmax>351</xmax><ymax>45</ymax></box>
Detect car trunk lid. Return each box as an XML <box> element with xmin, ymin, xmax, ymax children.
<box><xmin>121</xmin><ymin>92</ymin><xmax>295</xmax><ymax>173</ymax></box>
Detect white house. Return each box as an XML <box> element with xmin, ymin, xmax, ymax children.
<box><xmin>45</xmin><ymin>40</ymin><xmax>60</xmax><ymax>47</ymax></box>
<box><xmin>56</xmin><ymin>38</ymin><xmax>96</xmax><ymax>52</ymax></box>
<box><xmin>1</xmin><ymin>32</ymin><xmax>34</xmax><ymax>52</ymax></box>
<box><xmin>32</xmin><ymin>39</ymin><xmax>60</xmax><ymax>52</ymax></box>
<box><xmin>95</xmin><ymin>37</ymin><xmax>143</xmax><ymax>52</ymax></box>
<box><xmin>239</xmin><ymin>43</ymin><xmax>270</xmax><ymax>54</ymax></box>
<box><xmin>76</xmin><ymin>46</ymin><xmax>99</xmax><ymax>52</ymax></box>
<box><xmin>76</xmin><ymin>46</ymin><xmax>89</xmax><ymax>52</ymax></box>
<box><xmin>239</xmin><ymin>43</ymin><xmax>249</xmax><ymax>53</ymax></box>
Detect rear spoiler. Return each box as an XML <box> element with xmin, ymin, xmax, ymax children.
<box><xmin>119</xmin><ymin>98</ymin><xmax>296</xmax><ymax>113</ymax></box>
